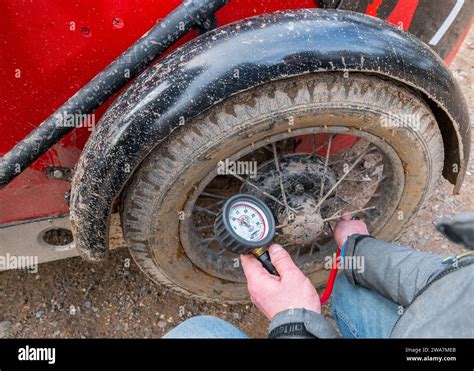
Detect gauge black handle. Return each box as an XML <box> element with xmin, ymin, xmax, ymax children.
<box><xmin>255</xmin><ymin>250</ymin><xmax>279</xmax><ymax>276</ymax></box>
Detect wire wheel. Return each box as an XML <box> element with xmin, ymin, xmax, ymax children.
<box><xmin>122</xmin><ymin>73</ymin><xmax>443</xmax><ymax>302</ymax></box>
<box><xmin>180</xmin><ymin>128</ymin><xmax>403</xmax><ymax>282</ymax></box>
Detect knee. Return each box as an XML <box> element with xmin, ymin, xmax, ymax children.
<box><xmin>163</xmin><ymin>315</ymin><xmax>247</xmax><ymax>339</ymax></box>
<box><xmin>333</xmin><ymin>272</ymin><xmax>351</xmax><ymax>294</ymax></box>
<box><xmin>178</xmin><ymin>315</ymin><xmax>224</xmax><ymax>327</ymax></box>
<box><xmin>162</xmin><ymin>315</ymin><xmax>224</xmax><ymax>339</ymax></box>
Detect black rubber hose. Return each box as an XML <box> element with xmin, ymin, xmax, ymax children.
<box><xmin>0</xmin><ymin>0</ymin><xmax>228</xmax><ymax>189</ymax></box>
<box><xmin>257</xmin><ymin>251</ymin><xmax>279</xmax><ymax>276</ymax></box>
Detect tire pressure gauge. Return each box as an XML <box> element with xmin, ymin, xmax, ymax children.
<box><xmin>214</xmin><ymin>194</ymin><xmax>278</xmax><ymax>275</ymax></box>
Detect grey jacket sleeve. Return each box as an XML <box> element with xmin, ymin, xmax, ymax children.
<box><xmin>343</xmin><ymin>234</ymin><xmax>446</xmax><ymax>307</ymax></box>
<box><xmin>268</xmin><ymin>308</ymin><xmax>340</xmax><ymax>338</ymax></box>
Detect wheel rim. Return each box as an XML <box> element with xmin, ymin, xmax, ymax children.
<box><xmin>180</xmin><ymin>126</ymin><xmax>404</xmax><ymax>283</ymax></box>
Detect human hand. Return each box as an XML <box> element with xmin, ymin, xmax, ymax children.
<box><xmin>240</xmin><ymin>244</ymin><xmax>321</xmax><ymax>320</ymax></box>
<box><xmin>333</xmin><ymin>212</ymin><xmax>369</xmax><ymax>249</ymax></box>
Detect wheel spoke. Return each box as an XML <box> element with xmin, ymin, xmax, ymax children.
<box><xmin>335</xmin><ymin>195</ymin><xmax>358</xmax><ymax>209</ymax></box>
<box><xmin>295</xmin><ymin>246</ymin><xmax>302</xmax><ymax>259</ymax></box>
<box><xmin>263</xmin><ymin>145</ymin><xmax>273</xmax><ymax>153</ymax></box>
<box><xmin>200</xmin><ymin>192</ymin><xmax>227</xmax><ymax>200</ymax></box>
<box><xmin>341</xmin><ymin>138</ymin><xmax>360</xmax><ymax>160</ymax></box>
<box><xmin>328</xmin><ymin>146</ymin><xmax>375</xmax><ymax>166</ymax></box>
<box><xmin>319</xmin><ymin>134</ymin><xmax>333</xmax><ymax>198</ymax></box>
<box><xmin>315</xmin><ymin>148</ymin><xmax>373</xmax><ymax>210</ymax></box>
<box><xmin>309</xmin><ymin>241</ymin><xmax>317</xmax><ymax>255</ymax></box>
<box><xmin>229</xmin><ymin>172</ymin><xmax>298</xmax><ymax>213</ymax></box>
<box><xmin>271</xmin><ymin>142</ymin><xmax>291</xmax><ymax>217</ymax></box>
<box><xmin>305</xmin><ymin>135</ymin><xmax>327</xmax><ymax>159</ymax></box>
<box><xmin>194</xmin><ymin>225</ymin><xmax>214</xmax><ymax>232</ymax></box>
<box><xmin>344</xmin><ymin>174</ymin><xmax>387</xmax><ymax>184</ymax></box>
<box><xmin>204</xmin><ymin>199</ymin><xmax>225</xmax><ymax>210</ymax></box>
<box><xmin>327</xmin><ymin>221</ymin><xmax>334</xmax><ymax>235</ymax></box>
<box><xmin>342</xmin><ymin>178</ymin><xmax>372</xmax><ymax>182</ymax></box>
<box><xmin>201</xmin><ymin>237</ymin><xmax>216</xmax><ymax>242</ymax></box>
<box><xmin>321</xmin><ymin>206</ymin><xmax>376</xmax><ymax>222</ymax></box>
<box><xmin>340</xmin><ymin>160</ymin><xmax>383</xmax><ymax>181</ymax></box>
<box><xmin>281</xmin><ymin>138</ymin><xmax>288</xmax><ymax>152</ymax></box>
<box><xmin>195</xmin><ymin>206</ymin><xmax>218</xmax><ymax>216</ymax></box>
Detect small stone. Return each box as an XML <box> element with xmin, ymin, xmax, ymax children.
<box><xmin>158</xmin><ymin>321</ymin><xmax>167</xmax><ymax>329</ymax></box>
<box><xmin>116</xmin><ymin>324</ymin><xmax>124</xmax><ymax>332</ymax></box>
<box><xmin>441</xmin><ymin>244</ymin><xmax>449</xmax><ymax>250</ymax></box>
<box><xmin>35</xmin><ymin>310</ymin><xmax>45</xmax><ymax>319</ymax></box>
<box><xmin>231</xmin><ymin>312</ymin><xmax>241</xmax><ymax>320</ymax></box>
<box><xmin>84</xmin><ymin>301</ymin><xmax>92</xmax><ymax>309</ymax></box>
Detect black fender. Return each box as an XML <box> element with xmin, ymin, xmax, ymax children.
<box><xmin>70</xmin><ymin>9</ymin><xmax>470</xmax><ymax>261</ymax></box>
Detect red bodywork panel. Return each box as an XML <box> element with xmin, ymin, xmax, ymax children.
<box><xmin>0</xmin><ymin>0</ymin><xmax>469</xmax><ymax>224</ymax></box>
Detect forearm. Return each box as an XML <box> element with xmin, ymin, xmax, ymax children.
<box><xmin>268</xmin><ymin>308</ymin><xmax>340</xmax><ymax>338</ymax></box>
<box><xmin>343</xmin><ymin>235</ymin><xmax>445</xmax><ymax>306</ymax></box>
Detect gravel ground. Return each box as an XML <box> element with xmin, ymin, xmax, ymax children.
<box><xmin>0</xmin><ymin>28</ymin><xmax>472</xmax><ymax>339</ymax></box>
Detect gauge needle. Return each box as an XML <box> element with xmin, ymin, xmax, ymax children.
<box><xmin>236</xmin><ymin>217</ymin><xmax>251</xmax><ymax>229</ymax></box>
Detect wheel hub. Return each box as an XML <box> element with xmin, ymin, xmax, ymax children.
<box><xmin>240</xmin><ymin>154</ymin><xmax>336</xmax><ymax>245</ymax></box>
<box><xmin>277</xmin><ymin>195</ymin><xmax>324</xmax><ymax>245</ymax></box>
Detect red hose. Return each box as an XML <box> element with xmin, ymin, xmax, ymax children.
<box><xmin>319</xmin><ymin>247</ymin><xmax>341</xmax><ymax>304</ymax></box>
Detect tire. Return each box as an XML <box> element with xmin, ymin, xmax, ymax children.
<box><xmin>121</xmin><ymin>73</ymin><xmax>444</xmax><ymax>302</ymax></box>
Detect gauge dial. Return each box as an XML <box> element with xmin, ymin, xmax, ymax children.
<box><xmin>214</xmin><ymin>194</ymin><xmax>276</xmax><ymax>254</ymax></box>
<box><xmin>228</xmin><ymin>201</ymin><xmax>269</xmax><ymax>242</ymax></box>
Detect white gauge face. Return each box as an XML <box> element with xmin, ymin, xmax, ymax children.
<box><xmin>228</xmin><ymin>201</ymin><xmax>269</xmax><ymax>242</ymax></box>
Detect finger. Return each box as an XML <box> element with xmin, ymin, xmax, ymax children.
<box><xmin>240</xmin><ymin>254</ymin><xmax>269</xmax><ymax>282</ymax></box>
<box><xmin>341</xmin><ymin>212</ymin><xmax>352</xmax><ymax>221</ymax></box>
<box><xmin>268</xmin><ymin>244</ymin><xmax>300</xmax><ymax>278</ymax></box>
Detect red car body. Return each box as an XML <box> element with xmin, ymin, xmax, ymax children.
<box><xmin>0</xmin><ymin>0</ymin><xmax>472</xmax><ymax>226</ymax></box>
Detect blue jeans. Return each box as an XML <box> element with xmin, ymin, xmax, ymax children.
<box><xmin>331</xmin><ymin>273</ymin><xmax>400</xmax><ymax>338</ymax></box>
<box><xmin>163</xmin><ymin>315</ymin><xmax>249</xmax><ymax>338</ymax></box>
<box><xmin>163</xmin><ymin>274</ymin><xmax>399</xmax><ymax>338</ymax></box>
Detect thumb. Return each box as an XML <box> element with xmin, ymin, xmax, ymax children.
<box><xmin>268</xmin><ymin>244</ymin><xmax>299</xmax><ymax>278</ymax></box>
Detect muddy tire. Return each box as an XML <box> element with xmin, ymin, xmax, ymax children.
<box><xmin>121</xmin><ymin>73</ymin><xmax>444</xmax><ymax>302</ymax></box>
